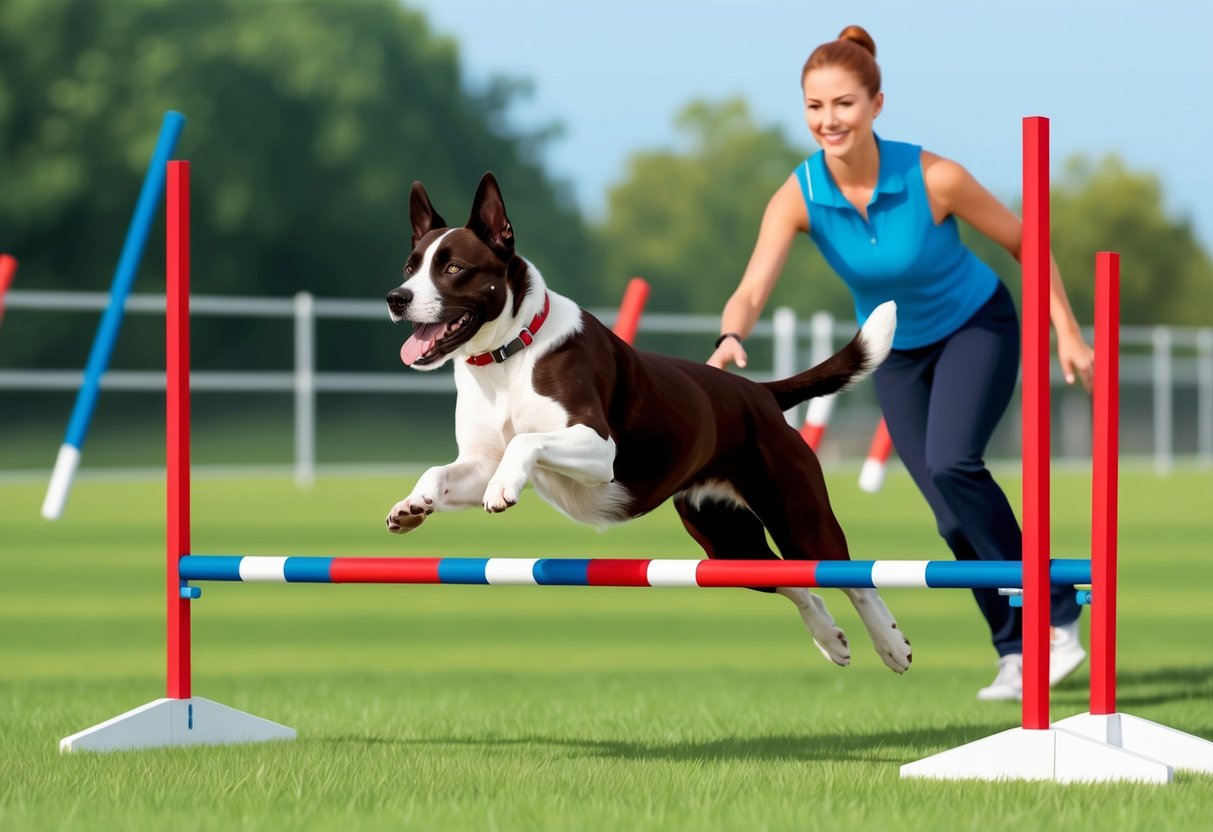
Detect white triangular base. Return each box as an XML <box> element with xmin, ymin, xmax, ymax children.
<box><xmin>1052</xmin><ymin>712</ymin><xmax>1213</xmax><ymax>775</ymax></box>
<box><xmin>60</xmin><ymin>697</ymin><xmax>296</xmax><ymax>752</ymax></box>
<box><xmin>900</xmin><ymin>726</ymin><xmax>1172</xmax><ymax>783</ymax></box>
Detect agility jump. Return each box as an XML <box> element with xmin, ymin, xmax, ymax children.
<box><xmin>60</xmin><ymin>119</ymin><xmax>1213</xmax><ymax>784</ymax></box>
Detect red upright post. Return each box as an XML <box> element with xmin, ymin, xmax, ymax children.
<box><xmin>1021</xmin><ymin>117</ymin><xmax>1051</xmax><ymax>730</ymax></box>
<box><xmin>1090</xmin><ymin>252</ymin><xmax>1119</xmax><ymax>715</ymax></box>
<box><xmin>166</xmin><ymin>161</ymin><xmax>192</xmax><ymax>699</ymax></box>
<box><xmin>612</xmin><ymin>277</ymin><xmax>650</xmax><ymax>345</ymax></box>
<box><xmin>61</xmin><ymin>158</ymin><xmax>292</xmax><ymax>751</ymax></box>
<box><xmin>0</xmin><ymin>253</ymin><xmax>17</xmax><ymax>327</ymax></box>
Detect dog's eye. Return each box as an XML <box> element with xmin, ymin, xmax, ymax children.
<box><xmin>445</xmin><ymin>263</ymin><xmax>462</xmax><ymax>274</ymax></box>
<box><xmin>404</xmin><ymin>263</ymin><xmax>414</xmax><ymax>275</ymax></box>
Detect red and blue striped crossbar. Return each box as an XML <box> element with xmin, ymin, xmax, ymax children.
<box><xmin>179</xmin><ymin>556</ymin><xmax>1091</xmax><ymax>588</ymax></box>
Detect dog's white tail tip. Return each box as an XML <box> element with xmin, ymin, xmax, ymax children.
<box><xmin>860</xmin><ymin>301</ymin><xmax>897</xmax><ymax>368</ymax></box>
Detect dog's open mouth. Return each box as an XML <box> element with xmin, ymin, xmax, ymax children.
<box><xmin>400</xmin><ymin>310</ymin><xmax>476</xmax><ymax>366</ymax></box>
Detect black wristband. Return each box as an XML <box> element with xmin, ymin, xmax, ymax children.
<box><xmin>714</xmin><ymin>332</ymin><xmax>742</xmax><ymax>349</ymax></box>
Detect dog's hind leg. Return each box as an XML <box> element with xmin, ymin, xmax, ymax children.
<box><xmin>735</xmin><ymin>430</ymin><xmax>910</xmax><ymax>673</ymax></box>
<box><xmin>774</xmin><ymin>586</ymin><xmax>852</xmax><ymax>667</ymax></box>
<box><xmin>673</xmin><ymin>493</ymin><xmax>851</xmax><ymax>667</ymax></box>
<box><xmin>838</xmin><ymin>587</ymin><xmax>913</xmax><ymax>674</ymax></box>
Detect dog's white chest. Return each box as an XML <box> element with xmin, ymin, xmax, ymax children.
<box><xmin>453</xmin><ymin>360</ymin><xmax>629</xmax><ymax>527</ymax></box>
<box><xmin>458</xmin><ymin>364</ymin><xmax>569</xmax><ymax>438</ymax></box>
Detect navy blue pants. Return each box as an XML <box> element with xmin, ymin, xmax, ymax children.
<box><xmin>872</xmin><ymin>282</ymin><xmax>1081</xmax><ymax>657</ymax></box>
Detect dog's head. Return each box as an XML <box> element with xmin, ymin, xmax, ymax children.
<box><xmin>386</xmin><ymin>172</ymin><xmax>526</xmax><ymax>370</ymax></box>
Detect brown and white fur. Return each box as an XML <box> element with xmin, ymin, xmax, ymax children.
<box><xmin>385</xmin><ymin>172</ymin><xmax>912</xmax><ymax>673</ymax></box>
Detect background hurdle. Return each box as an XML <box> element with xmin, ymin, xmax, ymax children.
<box><xmin>60</xmin><ymin>127</ymin><xmax>1213</xmax><ymax>780</ymax></box>
<box><xmin>797</xmin><ymin>311</ymin><xmax>835</xmax><ymax>448</ymax></box>
<box><xmin>857</xmin><ymin>419</ymin><xmax>892</xmax><ymax>493</ymax></box>
<box><xmin>797</xmin><ymin>330</ymin><xmax>893</xmax><ymax>493</ymax></box>
<box><xmin>41</xmin><ymin>110</ymin><xmax>186</xmax><ymax>522</ymax></box>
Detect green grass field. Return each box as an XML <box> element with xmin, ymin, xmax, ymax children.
<box><xmin>2</xmin><ymin>468</ymin><xmax>1212</xmax><ymax>831</ymax></box>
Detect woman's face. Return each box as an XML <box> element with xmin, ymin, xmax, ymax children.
<box><xmin>802</xmin><ymin>65</ymin><xmax>883</xmax><ymax>157</ymax></box>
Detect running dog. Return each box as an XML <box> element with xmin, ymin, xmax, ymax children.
<box><xmin>384</xmin><ymin>172</ymin><xmax>912</xmax><ymax>673</ymax></box>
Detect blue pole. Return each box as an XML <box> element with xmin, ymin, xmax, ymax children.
<box><xmin>42</xmin><ymin>110</ymin><xmax>186</xmax><ymax>520</ymax></box>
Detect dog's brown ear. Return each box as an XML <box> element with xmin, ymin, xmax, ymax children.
<box><xmin>410</xmin><ymin>182</ymin><xmax>448</xmax><ymax>248</ymax></box>
<box><xmin>467</xmin><ymin>172</ymin><xmax>514</xmax><ymax>260</ymax></box>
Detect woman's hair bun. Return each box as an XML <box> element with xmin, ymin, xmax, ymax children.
<box><xmin>801</xmin><ymin>24</ymin><xmax>881</xmax><ymax>94</ymax></box>
<box><xmin>838</xmin><ymin>25</ymin><xmax>876</xmax><ymax>58</ymax></box>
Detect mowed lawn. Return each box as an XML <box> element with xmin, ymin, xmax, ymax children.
<box><xmin>2</xmin><ymin>467</ymin><xmax>1212</xmax><ymax>831</ymax></box>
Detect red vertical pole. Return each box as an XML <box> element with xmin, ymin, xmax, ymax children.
<box><xmin>166</xmin><ymin>161</ymin><xmax>192</xmax><ymax>700</ymax></box>
<box><xmin>0</xmin><ymin>254</ymin><xmax>17</xmax><ymax>327</ymax></box>
<box><xmin>612</xmin><ymin>277</ymin><xmax>650</xmax><ymax>345</ymax></box>
<box><xmin>1021</xmin><ymin>117</ymin><xmax>1051</xmax><ymax>730</ymax></box>
<box><xmin>1091</xmin><ymin>252</ymin><xmax>1119</xmax><ymax>715</ymax></box>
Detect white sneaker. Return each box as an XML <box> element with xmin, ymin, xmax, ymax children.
<box><xmin>977</xmin><ymin>654</ymin><xmax>1023</xmax><ymax>701</ymax></box>
<box><xmin>1050</xmin><ymin>620</ymin><xmax>1087</xmax><ymax>687</ymax></box>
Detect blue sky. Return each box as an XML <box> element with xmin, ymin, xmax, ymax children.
<box><xmin>408</xmin><ymin>0</ymin><xmax>1213</xmax><ymax>251</ymax></box>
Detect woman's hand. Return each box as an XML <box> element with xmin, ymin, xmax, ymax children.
<box><xmin>1057</xmin><ymin>330</ymin><xmax>1095</xmax><ymax>392</ymax></box>
<box><xmin>707</xmin><ymin>337</ymin><xmax>748</xmax><ymax>370</ymax></box>
<box><xmin>707</xmin><ymin>177</ymin><xmax>804</xmax><ymax>372</ymax></box>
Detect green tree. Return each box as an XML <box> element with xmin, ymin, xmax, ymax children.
<box><xmin>595</xmin><ymin>98</ymin><xmax>852</xmax><ymax>317</ymax></box>
<box><xmin>962</xmin><ymin>155</ymin><xmax>1213</xmax><ymax>327</ymax></box>
<box><xmin>1050</xmin><ymin>155</ymin><xmax>1213</xmax><ymax>326</ymax></box>
<box><xmin>0</xmin><ymin>0</ymin><xmax>592</xmax><ymax>374</ymax></box>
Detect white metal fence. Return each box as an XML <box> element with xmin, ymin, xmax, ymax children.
<box><xmin>2</xmin><ymin>289</ymin><xmax>1211</xmax><ymax>483</ymax></box>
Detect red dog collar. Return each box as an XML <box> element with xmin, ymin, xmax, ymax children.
<box><xmin>466</xmin><ymin>293</ymin><xmax>551</xmax><ymax>366</ymax></box>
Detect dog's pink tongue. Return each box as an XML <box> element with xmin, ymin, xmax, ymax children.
<box><xmin>400</xmin><ymin>323</ymin><xmax>445</xmax><ymax>365</ymax></box>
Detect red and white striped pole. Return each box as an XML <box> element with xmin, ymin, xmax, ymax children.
<box><xmin>799</xmin><ymin>397</ymin><xmax>833</xmax><ymax>450</ymax></box>
<box><xmin>858</xmin><ymin>418</ymin><xmax>893</xmax><ymax>493</ymax></box>
<box><xmin>166</xmin><ymin>161</ymin><xmax>192</xmax><ymax>700</ymax></box>
<box><xmin>799</xmin><ymin>311</ymin><xmax>835</xmax><ymax>449</ymax></box>
<box><xmin>1020</xmin><ymin>115</ymin><xmax>1051</xmax><ymax>730</ymax></box>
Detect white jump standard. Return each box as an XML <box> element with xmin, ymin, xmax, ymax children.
<box><xmin>898</xmin><ymin>117</ymin><xmax>1213</xmax><ymax>783</ymax></box>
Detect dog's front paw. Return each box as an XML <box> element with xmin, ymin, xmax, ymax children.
<box><xmin>385</xmin><ymin>496</ymin><xmax>432</xmax><ymax>534</ymax></box>
<box><xmin>482</xmin><ymin>475</ymin><xmax>524</xmax><ymax>513</ymax></box>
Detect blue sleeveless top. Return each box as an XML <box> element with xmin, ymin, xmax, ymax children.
<box><xmin>795</xmin><ymin>136</ymin><xmax>999</xmax><ymax>349</ymax></box>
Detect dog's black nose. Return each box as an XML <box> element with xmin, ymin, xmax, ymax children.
<box><xmin>386</xmin><ymin>287</ymin><xmax>412</xmax><ymax>316</ymax></box>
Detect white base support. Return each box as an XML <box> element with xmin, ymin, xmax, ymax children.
<box><xmin>60</xmin><ymin>697</ymin><xmax>296</xmax><ymax>752</ymax></box>
<box><xmin>1052</xmin><ymin>712</ymin><xmax>1213</xmax><ymax>775</ymax></box>
<box><xmin>858</xmin><ymin>457</ymin><xmax>887</xmax><ymax>493</ymax></box>
<box><xmin>42</xmin><ymin>443</ymin><xmax>81</xmax><ymax>520</ymax></box>
<box><xmin>900</xmin><ymin>726</ymin><xmax>1173</xmax><ymax>783</ymax></box>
